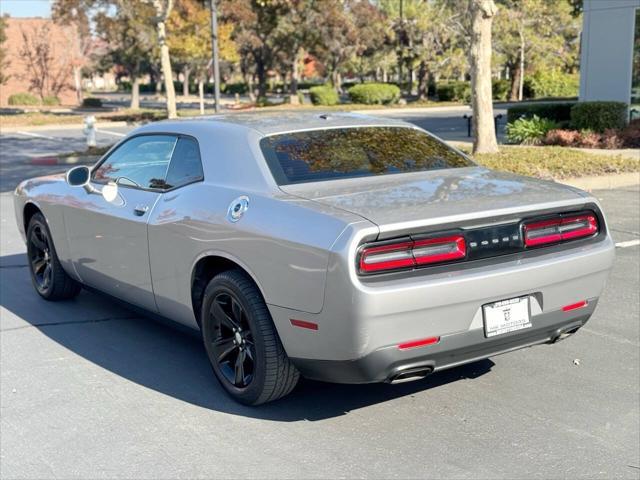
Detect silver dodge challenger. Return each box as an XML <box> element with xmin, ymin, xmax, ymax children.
<box><xmin>13</xmin><ymin>112</ymin><xmax>615</xmax><ymax>405</ymax></box>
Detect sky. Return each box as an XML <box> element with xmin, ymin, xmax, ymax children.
<box><xmin>1</xmin><ymin>0</ymin><xmax>52</xmax><ymax>18</ymax></box>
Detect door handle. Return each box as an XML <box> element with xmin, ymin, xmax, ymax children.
<box><xmin>134</xmin><ymin>204</ymin><xmax>149</xmax><ymax>216</ymax></box>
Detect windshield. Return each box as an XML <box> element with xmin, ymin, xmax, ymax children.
<box><xmin>260</xmin><ymin>126</ymin><xmax>474</xmax><ymax>185</ymax></box>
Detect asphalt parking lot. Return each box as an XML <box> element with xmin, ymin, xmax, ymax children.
<box><xmin>0</xmin><ymin>123</ymin><xmax>638</xmax><ymax>479</ymax></box>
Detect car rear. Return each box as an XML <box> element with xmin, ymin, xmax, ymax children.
<box><xmin>260</xmin><ymin>122</ymin><xmax>615</xmax><ymax>384</ymax></box>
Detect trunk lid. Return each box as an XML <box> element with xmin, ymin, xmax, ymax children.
<box><xmin>280</xmin><ymin>167</ymin><xmax>589</xmax><ymax>239</ymax></box>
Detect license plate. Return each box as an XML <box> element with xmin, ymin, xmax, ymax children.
<box><xmin>483</xmin><ymin>296</ymin><xmax>531</xmax><ymax>338</ymax></box>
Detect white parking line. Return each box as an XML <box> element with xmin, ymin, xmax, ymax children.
<box><xmin>15</xmin><ymin>131</ymin><xmax>57</xmax><ymax>140</ymax></box>
<box><xmin>97</xmin><ymin>129</ymin><xmax>126</xmax><ymax>137</ymax></box>
<box><xmin>615</xmin><ymin>239</ymin><xmax>640</xmax><ymax>248</ymax></box>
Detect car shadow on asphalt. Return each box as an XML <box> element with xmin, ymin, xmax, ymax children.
<box><xmin>0</xmin><ymin>252</ymin><xmax>494</xmax><ymax>421</ymax></box>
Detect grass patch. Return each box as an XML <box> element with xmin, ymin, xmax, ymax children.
<box><xmin>0</xmin><ymin>112</ymin><xmax>83</xmax><ymax>127</ymax></box>
<box><xmin>464</xmin><ymin>145</ymin><xmax>639</xmax><ymax>180</ymax></box>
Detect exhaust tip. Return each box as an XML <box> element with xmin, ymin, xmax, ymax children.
<box><xmin>388</xmin><ymin>366</ymin><xmax>434</xmax><ymax>384</ymax></box>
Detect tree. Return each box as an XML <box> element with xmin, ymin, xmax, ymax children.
<box><xmin>95</xmin><ymin>2</ymin><xmax>156</xmax><ymax>109</ymax></box>
<box><xmin>221</xmin><ymin>0</ymin><xmax>292</xmax><ymax>98</ymax></box>
<box><xmin>272</xmin><ymin>0</ymin><xmax>316</xmax><ymax>99</ymax></box>
<box><xmin>146</xmin><ymin>0</ymin><xmax>177</xmax><ymax>118</ymax></box>
<box><xmin>469</xmin><ymin>0</ymin><xmax>499</xmax><ymax>154</ymax></box>
<box><xmin>18</xmin><ymin>22</ymin><xmax>77</xmax><ymax>101</ymax></box>
<box><xmin>494</xmin><ymin>0</ymin><xmax>581</xmax><ymax>101</ymax></box>
<box><xmin>168</xmin><ymin>0</ymin><xmax>238</xmax><ymax>113</ymax></box>
<box><xmin>0</xmin><ymin>15</ymin><xmax>9</xmax><ymax>86</ymax></box>
<box><xmin>311</xmin><ymin>0</ymin><xmax>358</xmax><ymax>92</ymax></box>
<box><xmin>51</xmin><ymin>0</ymin><xmax>93</xmax><ymax>103</ymax></box>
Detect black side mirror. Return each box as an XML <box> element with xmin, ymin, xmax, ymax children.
<box><xmin>66</xmin><ymin>166</ymin><xmax>90</xmax><ymax>187</ymax></box>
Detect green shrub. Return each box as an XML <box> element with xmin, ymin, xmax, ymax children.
<box><xmin>309</xmin><ymin>85</ymin><xmax>340</xmax><ymax>106</ymax></box>
<box><xmin>436</xmin><ymin>81</ymin><xmax>470</xmax><ymax>102</ymax></box>
<box><xmin>42</xmin><ymin>96</ymin><xmax>60</xmax><ymax>106</ymax></box>
<box><xmin>223</xmin><ymin>82</ymin><xmax>248</xmax><ymax>95</ymax></box>
<box><xmin>528</xmin><ymin>70</ymin><xmax>579</xmax><ymax>99</ymax></box>
<box><xmin>570</xmin><ymin>101</ymin><xmax>628</xmax><ymax>132</ymax></box>
<box><xmin>506</xmin><ymin>115</ymin><xmax>558</xmax><ymax>145</ymax></box>
<box><xmin>507</xmin><ymin>102</ymin><xmax>575</xmax><ymax>125</ymax></box>
<box><xmin>82</xmin><ymin>97</ymin><xmax>103</xmax><ymax>108</ymax></box>
<box><xmin>347</xmin><ymin>83</ymin><xmax>400</xmax><ymax>105</ymax></box>
<box><xmin>8</xmin><ymin>92</ymin><xmax>40</xmax><ymax>106</ymax></box>
<box><xmin>492</xmin><ymin>79</ymin><xmax>510</xmax><ymax>101</ymax></box>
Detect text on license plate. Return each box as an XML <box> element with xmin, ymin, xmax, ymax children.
<box><xmin>483</xmin><ymin>296</ymin><xmax>532</xmax><ymax>338</ymax></box>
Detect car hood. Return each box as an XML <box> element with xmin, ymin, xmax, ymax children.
<box><xmin>279</xmin><ymin>167</ymin><xmax>590</xmax><ymax>239</ymax></box>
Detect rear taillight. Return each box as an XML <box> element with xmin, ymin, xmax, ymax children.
<box><xmin>359</xmin><ymin>235</ymin><xmax>466</xmax><ymax>274</ymax></box>
<box><xmin>523</xmin><ymin>213</ymin><xmax>598</xmax><ymax>247</ymax></box>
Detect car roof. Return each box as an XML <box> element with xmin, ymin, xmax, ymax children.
<box><xmin>142</xmin><ymin>111</ymin><xmax>412</xmax><ymax>137</ymax></box>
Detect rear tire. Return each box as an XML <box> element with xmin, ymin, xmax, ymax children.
<box><xmin>26</xmin><ymin>212</ymin><xmax>81</xmax><ymax>301</ymax></box>
<box><xmin>201</xmin><ymin>269</ymin><xmax>299</xmax><ymax>405</ymax></box>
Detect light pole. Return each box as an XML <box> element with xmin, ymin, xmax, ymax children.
<box><xmin>209</xmin><ymin>0</ymin><xmax>221</xmax><ymax>113</ymax></box>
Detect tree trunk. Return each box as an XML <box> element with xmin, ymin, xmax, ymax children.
<box><xmin>517</xmin><ymin>25</ymin><xmax>525</xmax><ymax>101</ymax></box>
<box><xmin>73</xmin><ymin>66</ymin><xmax>83</xmax><ymax>104</ymax></box>
<box><xmin>183</xmin><ymin>67</ymin><xmax>191</xmax><ymax>97</ymax></box>
<box><xmin>416</xmin><ymin>61</ymin><xmax>428</xmax><ymax>100</ymax></box>
<box><xmin>131</xmin><ymin>76</ymin><xmax>140</xmax><ymax>110</ymax></box>
<box><xmin>154</xmin><ymin>2</ymin><xmax>177</xmax><ymax>118</ymax></box>
<box><xmin>198</xmin><ymin>79</ymin><xmax>205</xmax><ymax>115</ymax></box>
<box><xmin>470</xmin><ymin>0</ymin><xmax>499</xmax><ymax>154</ymax></box>
<box><xmin>247</xmin><ymin>75</ymin><xmax>256</xmax><ymax>102</ymax></box>
<box><xmin>331</xmin><ymin>69</ymin><xmax>342</xmax><ymax>93</ymax></box>
<box><xmin>382</xmin><ymin>68</ymin><xmax>388</xmax><ymax>83</ymax></box>
<box><xmin>156</xmin><ymin>73</ymin><xmax>163</xmax><ymax>94</ymax></box>
<box><xmin>508</xmin><ymin>63</ymin><xmax>521</xmax><ymax>101</ymax></box>
<box><xmin>256</xmin><ymin>56</ymin><xmax>267</xmax><ymax>98</ymax></box>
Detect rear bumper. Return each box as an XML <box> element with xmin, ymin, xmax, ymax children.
<box><xmin>291</xmin><ymin>302</ymin><xmax>595</xmax><ymax>383</ymax></box>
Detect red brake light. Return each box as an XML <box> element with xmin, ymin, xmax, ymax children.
<box><xmin>524</xmin><ymin>214</ymin><xmax>598</xmax><ymax>247</ymax></box>
<box><xmin>359</xmin><ymin>235</ymin><xmax>466</xmax><ymax>274</ymax></box>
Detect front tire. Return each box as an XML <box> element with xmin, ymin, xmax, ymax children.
<box><xmin>201</xmin><ymin>270</ymin><xmax>299</xmax><ymax>405</ymax></box>
<box><xmin>26</xmin><ymin>212</ymin><xmax>81</xmax><ymax>301</ymax></box>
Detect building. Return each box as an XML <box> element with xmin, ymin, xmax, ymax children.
<box><xmin>579</xmin><ymin>0</ymin><xmax>640</xmax><ymax>110</ymax></box>
<box><xmin>0</xmin><ymin>17</ymin><xmax>82</xmax><ymax>106</ymax></box>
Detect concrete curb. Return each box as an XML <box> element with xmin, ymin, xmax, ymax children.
<box><xmin>29</xmin><ymin>155</ymin><xmax>100</xmax><ymax>166</ymax></box>
<box><xmin>555</xmin><ymin>172</ymin><xmax>640</xmax><ymax>190</ymax></box>
<box><xmin>1</xmin><ymin>121</ymin><xmax>130</xmax><ymax>133</ymax></box>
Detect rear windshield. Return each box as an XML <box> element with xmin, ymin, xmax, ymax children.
<box><xmin>260</xmin><ymin>126</ymin><xmax>474</xmax><ymax>185</ymax></box>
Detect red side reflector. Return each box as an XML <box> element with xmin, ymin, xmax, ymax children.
<box><xmin>562</xmin><ymin>300</ymin><xmax>588</xmax><ymax>312</ymax></box>
<box><xmin>290</xmin><ymin>319</ymin><xmax>318</xmax><ymax>330</ymax></box>
<box><xmin>398</xmin><ymin>336</ymin><xmax>440</xmax><ymax>350</ymax></box>
<box><xmin>524</xmin><ymin>214</ymin><xmax>598</xmax><ymax>247</ymax></box>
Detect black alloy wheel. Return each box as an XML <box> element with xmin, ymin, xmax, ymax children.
<box><xmin>29</xmin><ymin>223</ymin><xmax>53</xmax><ymax>294</ymax></box>
<box><xmin>201</xmin><ymin>270</ymin><xmax>299</xmax><ymax>405</ymax></box>
<box><xmin>208</xmin><ymin>291</ymin><xmax>256</xmax><ymax>388</ymax></box>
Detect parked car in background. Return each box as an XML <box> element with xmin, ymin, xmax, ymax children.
<box><xmin>13</xmin><ymin>113</ymin><xmax>615</xmax><ymax>405</ymax></box>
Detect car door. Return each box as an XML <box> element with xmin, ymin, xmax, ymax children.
<box><xmin>64</xmin><ymin>134</ymin><xmax>178</xmax><ymax>311</ymax></box>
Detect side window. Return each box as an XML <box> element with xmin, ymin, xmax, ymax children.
<box><xmin>164</xmin><ymin>136</ymin><xmax>204</xmax><ymax>189</ymax></box>
<box><xmin>92</xmin><ymin>135</ymin><xmax>177</xmax><ymax>189</ymax></box>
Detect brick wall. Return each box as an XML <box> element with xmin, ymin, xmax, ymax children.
<box><xmin>1</xmin><ymin>17</ymin><xmax>81</xmax><ymax>106</ymax></box>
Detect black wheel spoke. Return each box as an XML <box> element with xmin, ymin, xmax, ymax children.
<box><xmin>31</xmin><ymin>233</ymin><xmax>47</xmax><ymax>251</ymax></box>
<box><xmin>214</xmin><ymin>337</ymin><xmax>236</xmax><ymax>363</ymax></box>
<box><xmin>42</xmin><ymin>264</ymin><xmax>51</xmax><ymax>287</ymax></box>
<box><xmin>212</xmin><ymin>299</ymin><xmax>239</xmax><ymax>331</ymax></box>
<box><xmin>234</xmin><ymin>349</ymin><xmax>246</xmax><ymax>385</ymax></box>
<box><xmin>32</xmin><ymin>258</ymin><xmax>46</xmax><ymax>274</ymax></box>
<box><xmin>231</xmin><ymin>297</ymin><xmax>243</xmax><ymax>324</ymax></box>
<box><xmin>245</xmin><ymin>346</ymin><xmax>254</xmax><ymax>363</ymax></box>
